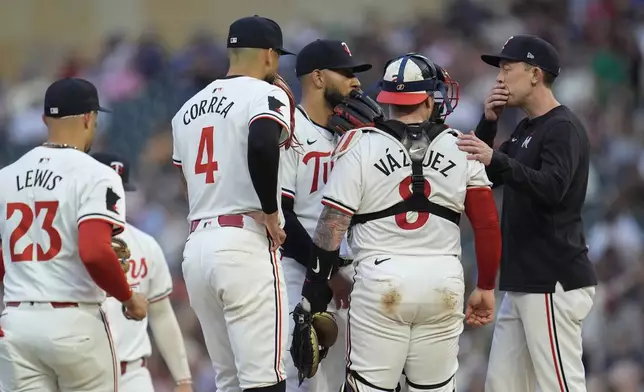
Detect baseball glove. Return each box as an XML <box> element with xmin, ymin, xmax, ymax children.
<box><xmin>273</xmin><ymin>74</ymin><xmax>299</xmax><ymax>149</ymax></box>
<box><xmin>290</xmin><ymin>303</ymin><xmax>338</xmax><ymax>385</ymax></box>
<box><xmin>328</xmin><ymin>89</ymin><xmax>385</xmax><ymax>134</ymax></box>
<box><xmin>111</xmin><ymin>237</ymin><xmax>131</xmax><ymax>274</ymax></box>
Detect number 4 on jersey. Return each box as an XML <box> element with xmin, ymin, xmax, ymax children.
<box><xmin>195</xmin><ymin>126</ymin><xmax>219</xmax><ymax>183</ymax></box>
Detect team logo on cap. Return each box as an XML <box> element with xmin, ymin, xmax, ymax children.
<box><xmin>341</xmin><ymin>42</ymin><xmax>352</xmax><ymax>56</ymax></box>
<box><xmin>110</xmin><ymin>161</ymin><xmax>124</xmax><ymax>175</ymax></box>
<box><xmin>396</xmin><ymin>84</ymin><xmax>405</xmax><ymax>91</ymax></box>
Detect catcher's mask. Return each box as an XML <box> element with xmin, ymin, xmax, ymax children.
<box><xmin>377</xmin><ymin>53</ymin><xmax>459</xmax><ymax>121</ymax></box>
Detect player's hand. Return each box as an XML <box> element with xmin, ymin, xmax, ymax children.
<box><xmin>174</xmin><ymin>383</ymin><xmax>193</xmax><ymax>392</ymax></box>
<box><xmin>484</xmin><ymin>83</ymin><xmax>509</xmax><ymax>121</ymax></box>
<box><xmin>456</xmin><ymin>131</ymin><xmax>494</xmax><ymax>166</ymax></box>
<box><xmin>465</xmin><ymin>288</ymin><xmax>495</xmax><ymax>327</ymax></box>
<box><xmin>264</xmin><ymin>211</ymin><xmax>286</xmax><ymax>252</ymax></box>
<box><xmin>328</xmin><ymin>272</ymin><xmax>351</xmax><ymax>309</ymax></box>
<box><xmin>122</xmin><ymin>292</ymin><xmax>148</xmax><ymax>321</ymax></box>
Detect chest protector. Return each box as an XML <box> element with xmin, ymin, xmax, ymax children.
<box><xmin>350</xmin><ymin>120</ymin><xmax>461</xmax><ymax>227</ymax></box>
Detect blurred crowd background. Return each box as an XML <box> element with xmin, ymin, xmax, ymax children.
<box><xmin>2</xmin><ymin>0</ymin><xmax>644</xmax><ymax>390</ymax></box>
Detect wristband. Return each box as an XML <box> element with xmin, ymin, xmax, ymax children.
<box><xmin>310</xmin><ymin>243</ymin><xmax>339</xmax><ymax>280</ymax></box>
<box><xmin>176</xmin><ymin>379</ymin><xmax>193</xmax><ymax>386</ymax></box>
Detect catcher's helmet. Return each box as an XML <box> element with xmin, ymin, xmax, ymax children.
<box><xmin>377</xmin><ymin>53</ymin><xmax>459</xmax><ymax>120</ymax></box>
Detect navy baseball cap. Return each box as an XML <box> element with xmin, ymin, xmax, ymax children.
<box><xmin>44</xmin><ymin>78</ymin><xmax>110</xmax><ymax>118</ymax></box>
<box><xmin>91</xmin><ymin>152</ymin><xmax>136</xmax><ymax>191</ymax></box>
<box><xmin>295</xmin><ymin>39</ymin><xmax>372</xmax><ymax>77</ymax></box>
<box><xmin>481</xmin><ymin>35</ymin><xmax>560</xmax><ymax>77</ymax></box>
<box><xmin>227</xmin><ymin>16</ymin><xmax>294</xmax><ymax>56</ymax></box>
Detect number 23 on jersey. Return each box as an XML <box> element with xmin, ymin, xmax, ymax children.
<box><xmin>5</xmin><ymin>201</ymin><xmax>62</xmax><ymax>262</ymax></box>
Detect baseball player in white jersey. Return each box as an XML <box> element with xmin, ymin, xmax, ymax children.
<box><xmin>279</xmin><ymin>39</ymin><xmax>371</xmax><ymax>392</ymax></box>
<box><xmin>0</xmin><ymin>78</ymin><xmax>147</xmax><ymax>392</ymax></box>
<box><xmin>300</xmin><ymin>54</ymin><xmax>503</xmax><ymax>392</ymax></box>
<box><xmin>172</xmin><ymin>16</ymin><xmax>297</xmax><ymax>392</ymax></box>
<box><xmin>93</xmin><ymin>152</ymin><xmax>193</xmax><ymax>392</ymax></box>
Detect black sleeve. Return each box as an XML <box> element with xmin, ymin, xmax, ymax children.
<box><xmin>281</xmin><ymin>196</ymin><xmax>314</xmax><ymax>267</ymax></box>
<box><xmin>248</xmin><ymin>118</ymin><xmax>281</xmax><ymax>214</ymax></box>
<box><xmin>475</xmin><ymin>114</ymin><xmax>515</xmax><ymax>187</ymax></box>
<box><xmin>487</xmin><ymin>121</ymin><xmax>582</xmax><ymax>206</ymax></box>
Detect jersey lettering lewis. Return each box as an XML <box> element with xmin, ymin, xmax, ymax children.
<box><xmin>172</xmin><ymin>76</ymin><xmax>292</xmax><ymax>222</ymax></box>
<box><xmin>322</xmin><ymin>129</ymin><xmax>491</xmax><ymax>261</ymax></box>
<box><xmin>0</xmin><ymin>147</ymin><xmax>126</xmax><ymax>303</ymax></box>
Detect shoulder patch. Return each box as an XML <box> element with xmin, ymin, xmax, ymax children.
<box><xmin>332</xmin><ymin>129</ymin><xmax>364</xmax><ymax>159</ymax></box>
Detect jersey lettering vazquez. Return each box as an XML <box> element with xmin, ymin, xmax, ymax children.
<box><xmin>0</xmin><ymin>147</ymin><xmax>126</xmax><ymax>303</ymax></box>
<box><xmin>280</xmin><ymin>107</ymin><xmax>338</xmax><ymax>236</ymax></box>
<box><xmin>172</xmin><ymin>76</ymin><xmax>292</xmax><ymax>222</ymax></box>
<box><xmin>103</xmin><ymin>223</ymin><xmax>173</xmax><ymax>361</ymax></box>
<box><xmin>322</xmin><ymin>128</ymin><xmax>491</xmax><ymax>261</ymax></box>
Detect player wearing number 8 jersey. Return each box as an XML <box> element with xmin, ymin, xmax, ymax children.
<box><xmin>302</xmin><ymin>54</ymin><xmax>502</xmax><ymax>392</ymax></box>
<box><xmin>172</xmin><ymin>16</ymin><xmax>295</xmax><ymax>392</ymax></box>
<box><xmin>0</xmin><ymin>78</ymin><xmax>147</xmax><ymax>392</ymax></box>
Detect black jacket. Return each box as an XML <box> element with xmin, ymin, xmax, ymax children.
<box><xmin>476</xmin><ymin>105</ymin><xmax>597</xmax><ymax>293</ymax></box>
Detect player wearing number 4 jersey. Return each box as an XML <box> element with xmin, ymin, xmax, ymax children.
<box><xmin>302</xmin><ymin>54</ymin><xmax>503</xmax><ymax>392</ymax></box>
<box><xmin>93</xmin><ymin>153</ymin><xmax>193</xmax><ymax>392</ymax></box>
<box><xmin>0</xmin><ymin>78</ymin><xmax>147</xmax><ymax>392</ymax></box>
<box><xmin>172</xmin><ymin>16</ymin><xmax>295</xmax><ymax>392</ymax></box>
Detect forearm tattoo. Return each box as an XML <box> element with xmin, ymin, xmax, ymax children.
<box><xmin>313</xmin><ymin>206</ymin><xmax>351</xmax><ymax>251</ymax></box>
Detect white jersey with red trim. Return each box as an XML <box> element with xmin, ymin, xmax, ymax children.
<box><xmin>0</xmin><ymin>147</ymin><xmax>126</xmax><ymax>303</ymax></box>
<box><xmin>103</xmin><ymin>222</ymin><xmax>173</xmax><ymax>362</ymax></box>
<box><xmin>171</xmin><ymin>76</ymin><xmax>292</xmax><ymax>223</ymax></box>
<box><xmin>279</xmin><ymin>106</ymin><xmax>339</xmax><ymax>236</ymax></box>
<box><xmin>322</xmin><ymin>127</ymin><xmax>491</xmax><ymax>261</ymax></box>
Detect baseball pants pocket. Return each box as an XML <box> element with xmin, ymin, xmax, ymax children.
<box><xmin>485</xmin><ymin>293</ymin><xmax>537</xmax><ymax>392</ymax></box>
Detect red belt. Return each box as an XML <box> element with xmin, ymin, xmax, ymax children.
<box><xmin>190</xmin><ymin>214</ymin><xmax>245</xmax><ymax>234</ymax></box>
<box><xmin>5</xmin><ymin>302</ymin><xmax>78</xmax><ymax>308</ymax></box>
<box><xmin>121</xmin><ymin>357</ymin><xmax>146</xmax><ymax>375</ymax></box>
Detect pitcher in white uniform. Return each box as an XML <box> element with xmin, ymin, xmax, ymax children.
<box><xmin>279</xmin><ymin>39</ymin><xmax>371</xmax><ymax>392</ymax></box>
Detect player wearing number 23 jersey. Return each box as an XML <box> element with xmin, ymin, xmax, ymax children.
<box><xmin>173</xmin><ymin>16</ymin><xmax>295</xmax><ymax>392</ymax></box>
<box><xmin>304</xmin><ymin>55</ymin><xmax>502</xmax><ymax>392</ymax></box>
<box><xmin>0</xmin><ymin>78</ymin><xmax>140</xmax><ymax>392</ymax></box>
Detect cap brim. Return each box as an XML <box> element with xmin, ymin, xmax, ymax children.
<box><xmin>481</xmin><ymin>54</ymin><xmax>522</xmax><ymax>68</ymax></box>
<box><xmin>376</xmin><ymin>91</ymin><xmax>429</xmax><ymax>106</ymax></box>
<box><xmin>330</xmin><ymin>63</ymin><xmax>373</xmax><ymax>74</ymax></box>
<box><xmin>98</xmin><ymin>106</ymin><xmax>112</xmax><ymax>113</ymax></box>
<box><xmin>276</xmin><ymin>48</ymin><xmax>295</xmax><ymax>56</ymax></box>
<box><xmin>123</xmin><ymin>182</ymin><xmax>136</xmax><ymax>192</ymax></box>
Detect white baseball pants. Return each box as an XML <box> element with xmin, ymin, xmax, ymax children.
<box><xmin>344</xmin><ymin>255</ymin><xmax>464</xmax><ymax>392</ymax></box>
<box><xmin>119</xmin><ymin>365</ymin><xmax>154</xmax><ymax>392</ymax></box>
<box><xmin>0</xmin><ymin>302</ymin><xmax>117</xmax><ymax>392</ymax></box>
<box><xmin>182</xmin><ymin>218</ymin><xmax>289</xmax><ymax>392</ymax></box>
<box><xmin>282</xmin><ymin>256</ymin><xmax>352</xmax><ymax>392</ymax></box>
<box><xmin>485</xmin><ymin>284</ymin><xmax>595</xmax><ymax>392</ymax></box>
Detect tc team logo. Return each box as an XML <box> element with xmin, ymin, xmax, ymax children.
<box><xmin>110</xmin><ymin>161</ymin><xmax>124</xmax><ymax>175</ymax></box>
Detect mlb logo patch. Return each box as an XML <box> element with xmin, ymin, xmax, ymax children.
<box><xmin>230</xmin><ymin>37</ymin><xmax>238</xmax><ymax>44</ymax></box>
<box><xmin>50</xmin><ymin>108</ymin><xmax>59</xmax><ymax>114</ymax></box>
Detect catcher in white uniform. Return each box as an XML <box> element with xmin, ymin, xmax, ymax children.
<box><xmin>279</xmin><ymin>39</ymin><xmax>371</xmax><ymax>392</ymax></box>
<box><xmin>300</xmin><ymin>54</ymin><xmax>503</xmax><ymax>392</ymax></box>
<box><xmin>93</xmin><ymin>152</ymin><xmax>193</xmax><ymax>392</ymax></box>
<box><xmin>0</xmin><ymin>78</ymin><xmax>147</xmax><ymax>392</ymax></box>
<box><xmin>173</xmin><ymin>16</ymin><xmax>297</xmax><ymax>392</ymax></box>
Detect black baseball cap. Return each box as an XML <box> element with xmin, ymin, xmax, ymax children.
<box><xmin>227</xmin><ymin>16</ymin><xmax>294</xmax><ymax>56</ymax></box>
<box><xmin>296</xmin><ymin>39</ymin><xmax>372</xmax><ymax>77</ymax></box>
<box><xmin>481</xmin><ymin>35</ymin><xmax>560</xmax><ymax>77</ymax></box>
<box><xmin>44</xmin><ymin>78</ymin><xmax>110</xmax><ymax>118</ymax></box>
<box><xmin>91</xmin><ymin>152</ymin><xmax>136</xmax><ymax>191</ymax></box>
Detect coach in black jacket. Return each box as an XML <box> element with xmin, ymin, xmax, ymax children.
<box><xmin>456</xmin><ymin>35</ymin><xmax>597</xmax><ymax>392</ymax></box>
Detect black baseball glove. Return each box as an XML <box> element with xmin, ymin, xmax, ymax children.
<box><xmin>290</xmin><ymin>302</ymin><xmax>338</xmax><ymax>385</ymax></box>
<box><xmin>328</xmin><ymin>89</ymin><xmax>385</xmax><ymax>134</ymax></box>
